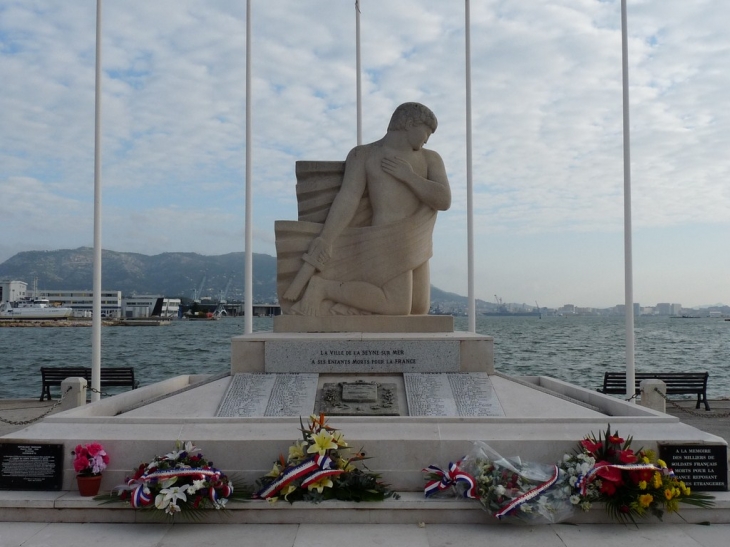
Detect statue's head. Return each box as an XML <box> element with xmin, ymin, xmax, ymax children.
<box><xmin>388</xmin><ymin>102</ymin><xmax>438</xmax><ymax>133</ymax></box>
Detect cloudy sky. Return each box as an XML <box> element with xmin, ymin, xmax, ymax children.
<box><xmin>1</xmin><ymin>0</ymin><xmax>728</xmax><ymax>309</ymax></box>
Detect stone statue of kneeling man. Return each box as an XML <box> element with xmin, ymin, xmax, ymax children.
<box><xmin>283</xmin><ymin>102</ymin><xmax>451</xmax><ymax>316</ymax></box>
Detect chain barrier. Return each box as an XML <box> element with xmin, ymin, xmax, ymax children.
<box><xmin>84</xmin><ymin>385</ymin><xmax>111</xmax><ymax>397</ymax></box>
<box><xmin>0</xmin><ymin>386</ymin><xmax>73</xmax><ymax>426</ymax></box>
<box><xmin>624</xmin><ymin>392</ymin><xmax>640</xmax><ymax>402</ymax></box>
<box><xmin>652</xmin><ymin>388</ymin><xmax>730</xmax><ymax>418</ymax></box>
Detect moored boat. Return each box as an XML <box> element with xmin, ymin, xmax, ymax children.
<box><xmin>0</xmin><ymin>298</ymin><xmax>73</xmax><ymax>320</ymax></box>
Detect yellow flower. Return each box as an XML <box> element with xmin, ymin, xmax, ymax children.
<box><xmin>288</xmin><ymin>441</ymin><xmax>306</xmax><ymax>462</ymax></box>
<box><xmin>337</xmin><ymin>457</ymin><xmax>355</xmax><ymax>472</ymax></box>
<box><xmin>638</xmin><ymin>480</ymin><xmax>647</xmax><ymax>490</ymax></box>
<box><xmin>644</xmin><ymin>449</ymin><xmax>657</xmax><ymax>461</ymax></box>
<box><xmin>306</xmin><ymin>476</ymin><xmax>334</xmax><ymax>494</ymax></box>
<box><xmin>642</xmin><ymin>456</ymin><xmax>650</xmax><ymax>464</ymax></box>
<box><xmin>664</xmin><ymin>488</ymin><xmax>674</xmax><ymax>500</ymax></box>
<box><xmin>332</xmin><ymin>430</ymin><xmax>349</xmax><ymax>448</ymax></box>
<box><xmin>282</xmin><ymin>484</ymin><xmax>298</xmax><ymax>501</ymax></box>
<box><xmin>657</xmin><ymin>459</ymin><xmax>667</xmax><ymax>468</ymax></box>
<box><xmin>307</xmin><ymin>430</ymin><xmax>338</xmax><ymax>456</ymax></box>
<box><xmin>638</xmin><ymin>493</ymin><xmax>653</xmax><ymax>508</ymax></box>
<box><xmin>680</xmin><ymin>482</ymin><xmax>691</xmax><ymax>496</ymax></box>
<box><xmin>653</xmin><ymin>472</ymin><xmax>663</xmax><ymax>489</ymax></box>
<box><xmin>265</xmin><ymin>462</ymin><xmax>282</xmax><ymax>478</ymax></box>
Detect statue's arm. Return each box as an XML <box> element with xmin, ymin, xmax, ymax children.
<box><xmin>317</xmin><ymin>146</ymin><xmax>368</xmax><ymax>246</ymax></box>
<box><xmin>381</xmin><ymin>150</ymin><xmax>451</xmax><ymax>211</ymax></box>
<box><xmin>281</xmin><ymin>148</ymin><xmax>367</xmax><ymax>302</ymax></box>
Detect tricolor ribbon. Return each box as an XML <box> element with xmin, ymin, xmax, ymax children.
<box><xmin>140</xmin><ymin>468</ymin><xmax>222</xmax><ymax>483</ymax></box>
<box><xmin>122</xmin><ymin>467</ymin><xmax>227</xmax><ymax>508</ymax></box>
<box><xmin>576</xmin><ymin>463</ymin><xmax>659</xmax><ymax>496</ymax></box>
<box><xmin>300</xmin><ymin>469</ymin><xmax>344</xmax><ymax>488</ymax></box>
<box><xmin>494</xmin><ymin>464</ymin><xmax>560</xmax><ymax>520</ymax></box>
<box><xmin>423</xmin><ymin>462</ymin><xmax>477</xmax><ymax>499</ymax></box>
<box><xmin>256</xmin><ymin>454</ymin><xmax>334</xmax><ymax>499</ymax></box>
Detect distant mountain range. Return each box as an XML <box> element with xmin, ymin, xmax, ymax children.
<box><xmin>0</xmin><ymin>247</ymin><xmax>483</xmax><ymax>308</ymax></box>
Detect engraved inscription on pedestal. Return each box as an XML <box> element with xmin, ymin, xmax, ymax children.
<box><xmin>266</xmin><ymin>340</ymin><xmax>460</xmax><ymax>373</ymax></box>
<box><xmin>404</xmin><ymin>373</ymin><xmax>505</xmax><ymax>417</ymax></box>
<box><xmin>316</xmin><ymin>381</ymin><xmax>399</xmax><ymax>416</ymax></box>
<box><xmin>217</xmin><ymin>373</ymin><xmax>319</xmax><ymax>417</ymax></box>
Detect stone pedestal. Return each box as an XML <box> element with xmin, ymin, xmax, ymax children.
<box><xmin>231</xmin><ymin>331</ymin><xmax>493</xmax><ymax>374</ymax></box>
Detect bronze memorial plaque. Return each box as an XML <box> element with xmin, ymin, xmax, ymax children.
<box><xmin>316</xmin><ymin>381</ymin><xmax>399</xmax><ymax>416</ymax></box>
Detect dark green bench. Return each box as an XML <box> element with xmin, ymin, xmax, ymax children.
<box><xmin>598</xmin><ymin>371</ymin><xmax>710</xmax><ymax>410</ymax></box>
<box><xmin>40</xmin><ymin>366</ymin><xmax>139</xmax><ymax>401</ymax></box>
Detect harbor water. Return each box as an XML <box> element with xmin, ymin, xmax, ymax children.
<box><xmin>0</xmin><ymin>315</ymin><xmax>727</xmax><ymax>400</ymax></box>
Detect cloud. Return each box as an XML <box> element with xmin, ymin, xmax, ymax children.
<box><xmin>1</xmin><ymin>0</ymin><xmax>729</xmax><ymax>307</ymax></box>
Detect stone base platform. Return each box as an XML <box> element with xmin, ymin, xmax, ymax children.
<box><xmin>231</xmin><ymin>331</ymin><xmax>493</xmax><ymax>374</ymax></box>
<box><xmin>1</xmin><ymin>373</ymin><xmax>726</xmax><ymax>525</ymax></box>
<box><xmin>2</xmin><ymin>490</ymin><xmax>729</xmax><ymax>524</ymax></box>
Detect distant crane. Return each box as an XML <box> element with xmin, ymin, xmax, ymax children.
<box><xmin>219</xmin><ymin>278</ymin><xmax>233</xmax><ymax>304</ymax></box>
<box><xmin>193</xmin><ymin>275</ymin><xmax>207</xmax><ymax>303</ymax></box>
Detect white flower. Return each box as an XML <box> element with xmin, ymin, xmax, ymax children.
<box><xmin>569</xmin><ymin>475</ymin><xmax>578</xmax><ymax>487</ymax></box>
<box><xmin>160</xmin><ymin>477</ymin><xmax>178</xmax><ymax>489</ymax></box>
<box><xmin>165</xmin><ymin>441</ymin><xmax>200</xmax><ymax>460</ymax></box>
<box><xmin>570</xmin><ymin>495</ymin><xmax>581</xmax><ymax>505</ymax></box>
<box><xmin>188</xmin><ymin>479</ymin><xmax>207</xmax><ymax>493</ymax></box>
<box><xmin>495</xmin><ymin>485</ymin><xmax>506</xmax><ymax>496</ymax></box>
<box><xmin>155</xmin><ymin>486</ymin><xmax>188</xmax><ymax>513</ymax></box>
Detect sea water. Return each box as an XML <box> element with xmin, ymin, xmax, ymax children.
<box><xmin>0</xmin><ymin>315</ymin><xmax>727</xmax><ymax>400</ymax></box>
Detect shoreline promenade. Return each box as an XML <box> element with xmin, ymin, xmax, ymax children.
<box><xmin>2</xmin><ymin>398</ymin><xmax>729</xmax><ymax>546</ymax></box>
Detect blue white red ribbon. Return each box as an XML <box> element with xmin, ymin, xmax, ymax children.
<box><xmin>123</xmin><ymin>467</ymin><xmax>228</xmax><ymax>508</ymax></box>
<box><xmin>494</xmin><ymin>465</ymin><xmax>560</xmax><ymax>520</ymax></box>
<box><xmin>576</xmin><ymin>463</ymin><xmax>658</xmax><ymax>496</ymax></box>
<box><xmin>300</xmin><ymin>469</ymin><xmax>344</xmax><ymax>488</ymax></box>
<box><xmin>256</xmin><ymin>454</ymin><xmax>334</xmax><ymax>499</ymax></box>
<box><xmin>423</xmin><ymin>462</ymin><xmax>477</xmax><ymax>499</ymax></box>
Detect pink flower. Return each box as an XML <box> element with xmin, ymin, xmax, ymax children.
<box><xmin>72</xmin><ymin>442</ymin><xmax>108</xmax><ymax>475</ymax></box>
<box><xmin>73</xmin><ymin>455</ymin><xmax>90</xmax><ymax>473</ymax></box>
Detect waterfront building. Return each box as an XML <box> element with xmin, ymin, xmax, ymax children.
<box><xmin>122</xmin><ymin>296</ymin><xmax>181</xmax><ymax>318</ymax></box>
<box><xmin>0</xmin><ymin>280</ymin><xmax>27</xmax><ymax>304</ymax></box>
<box><xmin>37</xmin><ymin>289</ymin><xmax>123</xmax><ymax>318</ymax></box>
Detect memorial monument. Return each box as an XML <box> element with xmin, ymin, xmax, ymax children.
<box><xmin>3</xmin><ymin>103</ymin><xmax>725</xmax><ymax>524</ymax></box>
<box><xmin>231</xmin><ymin>102</ymin><xmax>494</xmax><ymax>376</ymax></box>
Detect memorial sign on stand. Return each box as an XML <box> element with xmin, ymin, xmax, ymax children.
<box><xmin>659</xmin><ymin>444</ymin><xmax>728</xmax><ymax>492</ymax></box>
<box><xmin>0</xmin><ymin>443</ymin><xmax>64</xmax><ymax>491</ymax></box>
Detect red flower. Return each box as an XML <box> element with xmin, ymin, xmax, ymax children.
<box><xmin>618</xmin><ymin>449</ymin><xmax>637</xmax><ymax>464</ymax></box>
<box><xmin>581</xmin><ymin>439</ymin><xmax>602</xmax><ymax>454</ymax></box>
<box><xmin>73</xmin><ymin>455</ymin><xmax>90</xmax><ymax>473</ymax></box>
<box><xmin>630</xmin><ymin>468</ymin><xmax>654</xmax><ymax>484</ymax></box>
<box><xmin>595</xmin><ymin>465</ymin><xmax>623</xmax><ymax>484</ymax></box>
<box><xmin>608</xmin><ymin>434</ymin><xmax>625</xmax><ymax>445</ymax></box>
<box><xmin>600</xmin><ymin>480</ymin><xmax>618</xmax><ymax>496</ymax></box>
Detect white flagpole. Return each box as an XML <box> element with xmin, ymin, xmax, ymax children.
<box><xmin>91</xmin><ymin>0</ymin><xmax>103</xmax><ymax>401</ymax></box>
<box><xmin>465</xmin><ymin>0</ymin><xmax>475</xmax><ymax>333</ymax></box>
<box><xmin>244</xmin><ymin>0</ymin><xmax>253</xmax><ymax>334</ymax></box>
<box><xmin>621</xmin><ymin>0</ymin><xmax>636</xmax><ymax>401</ymax></box>
<box><xmin>355</xmin><ymin>1</ymin><xmax>362</xmax><ymax>145</ymax></box>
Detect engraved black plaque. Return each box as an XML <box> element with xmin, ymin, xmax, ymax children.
<box><xmin>0</xmin><ymin>443</ymin><xmax>64</xmax><ymax>491</ymax></box>
<box><xmin>659</xmin><ymin>444</ymin><xmax>728</xmax><ymax>492</ymax></box>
